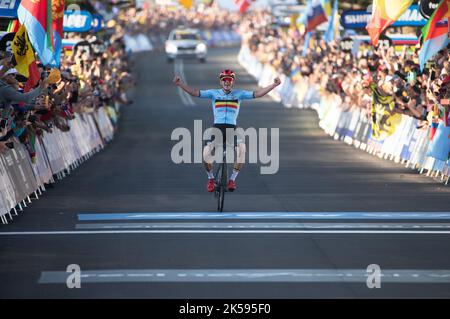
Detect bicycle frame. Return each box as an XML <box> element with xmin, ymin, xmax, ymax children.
<box><xmin>213</xmin><ymin>143</ymin><xmax>234</xmax><ymax>212</ymax></box>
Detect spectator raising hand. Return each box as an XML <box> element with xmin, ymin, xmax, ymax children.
<box><xmin>0</xmin><ymin>8</ymin><xmax>135</xmax><ymax>161</ymax></box>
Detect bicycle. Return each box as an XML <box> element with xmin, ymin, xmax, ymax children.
<box><xmin>213</xmin><ymin>142</ymin><xmax>233</xmax><ymax>212</ymax></box>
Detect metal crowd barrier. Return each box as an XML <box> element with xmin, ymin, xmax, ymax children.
<box><xmin>238</xmin><ymin>45</ymin><xmax>450</xmax><ymax>186</ymax></box>
<box><xmin>0</xmin><ymin>107</ymin><xmax>118</xmax><ymax>224</ymax></box>
<box><xmin>200</xmin><ymin>30</ymin><xmax>241</xmax><ymax>48</ymax></box>
<box><xmin>124</xmin><ymin>33</ymin><xmax>154</xmax><ymax>52</ymax></box>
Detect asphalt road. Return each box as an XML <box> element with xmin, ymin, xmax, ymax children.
<box><xmin>1</xmin><ymin>47</ymin><xmax>450</xmax><ymax>299</ymax></box>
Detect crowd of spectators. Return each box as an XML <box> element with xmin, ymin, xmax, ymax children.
<box><xmin>0</xmin><ymin>2</ymin><xmax>244</xmax><ymax>161</ymax></box>
<box><xmin>0</xmin><ymin>16</ymin><xmax>134</xmax><ymax>160</ymax></box>
<box><xmin>115</xmin><ymin>4</ymin><xmax>241</xmax><ymax>38</ymax></box>
<box><xmin>239</xmin><ymin>11</ymin><xmax>450</xmax><ymax>131</ymax></box>
<box><xmin>5</xmin><ymin>4</ymin><xmax>446</xmax><ymax>162</ymax></box>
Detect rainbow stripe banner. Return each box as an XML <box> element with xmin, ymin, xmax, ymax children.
<box><xmin>419</xmin><ymin>0</ymin><xmax>450</xmax><ymax>71</ymax></box>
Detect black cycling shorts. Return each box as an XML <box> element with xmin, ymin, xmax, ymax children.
<box><xmin>204</xmin><ymin>124</ymin><xmax>244</xmax><ymax>147</ymax></box>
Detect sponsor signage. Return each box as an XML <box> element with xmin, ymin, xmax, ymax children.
<box><xmin>340</xmin><ymin>37</ymin><xmax>354</xmax><ymax>52</ymax></box>
<box><xmin>91</xmin><ymin>14</ymin><xmax>104</xmax><ymax>33</ymax></box>
<box><xmin>419</xmin><ymin>0</ymin><xmax>441</xmax><ymax>19</ymax></box>
<box><xmin>63</xmin><ymin>10</ymin><xmax>93</xmax><ymax>32</ymax></box>
<box><xmin>0</xmin><ymin>0</ymin><xmax>20</xmax><ymax>18</ymax></box>
<box><xmin>341</xmin><ymin>5</ymin><xmax>427</xmax><ymax>29</ymax></box>
<box><xmin>0</xmin><ymin>32</ymin><xmax>15</xmax><ymax>53</ymax></box>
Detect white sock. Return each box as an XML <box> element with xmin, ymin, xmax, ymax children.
<box><xmin>230</xmin><ymin>169</ymin><xmax>239</xmax><ymax>181</ymax></box>
<box><xmin>207</xmin><ymin>170</ymin><xmax>214</xmax><ymax>179</ymax></box>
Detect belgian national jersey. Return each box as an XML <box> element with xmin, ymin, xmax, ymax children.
<box><xmin>198</xmin><ymin>89</ymin><xmax>254</xmax><ymax>125</ymax></box>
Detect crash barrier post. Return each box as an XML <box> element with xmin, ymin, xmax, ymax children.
<box><xmin>0</xmin><ymin>106</ymin><xmax>119</xmax><ymax>224</ymax></box>
<box><xmin>238</xmin><ymin>46</ymin><xmax>450</xmax><ymax>185</ymax></box>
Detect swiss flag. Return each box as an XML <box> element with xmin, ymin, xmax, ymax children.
<box><xmin>235</xmin><ymin>0</ymin><xmax>251</xmax><ymax>13</ymax></box>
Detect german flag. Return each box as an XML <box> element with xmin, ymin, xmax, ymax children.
<box><xmin>214</xmin><ymin>99</ymin><xmax>239</xmax><ymax>109</ymax></box>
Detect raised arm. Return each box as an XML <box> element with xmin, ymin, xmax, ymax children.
<box><xmin>253</xmin><ymin>77</ymin><xmax>281</xmax><ymax>98</ymax></box>
<box><xmin>1</xmin><ymin>79</ymin><xmax>48</xmax><ymax>104</ymax></box>
<box><xmin>173</xmin><ymin>75</ymin><xmax>200</xmax><ymax>97</ymax></box>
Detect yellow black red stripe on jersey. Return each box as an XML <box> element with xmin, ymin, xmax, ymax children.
<box><xmin>214</xmin><ymin>99</ymin><xmax>239</xmax><ymax>109</ymax></box>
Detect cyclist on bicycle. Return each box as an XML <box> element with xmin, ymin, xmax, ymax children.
<box><xmin>173</xmin><ymin>69</ymin><xmax>281</xmax><ymax>192</ymax></box>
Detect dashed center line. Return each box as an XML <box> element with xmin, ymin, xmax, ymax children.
<box><xmin>38</xmin><ymin>269</ymin><xmax>450</xmax><ymax>284</ymax></box>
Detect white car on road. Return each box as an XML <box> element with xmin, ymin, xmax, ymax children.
<box><xmin>165</xmin><ymin>28</ymin><xmax>207</xmax><ymax>63</ymax></box>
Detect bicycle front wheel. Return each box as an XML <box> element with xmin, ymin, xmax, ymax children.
<box><xmin>218</xmin><ymin>162</ymin><xmax>227</xmax><ymax>212</ymax></box>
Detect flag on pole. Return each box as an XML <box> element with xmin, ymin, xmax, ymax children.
<box><xmin>419</xmin><ymin>0</ymin><xmax>450</xmax><ymax>71</ymax></box>
<box><xmin>12</xmin><ymin>24</ymin><xmax>36</xmax><ymax>78</ymax></box>
<box><xmin>17</xmin><ymin>0</ymin><xmax>54</xmax><ymax>66</ymax></box>
<box><xmin>302</xmin><ymin>32</ymin><xmax>313</xmax><ymax>56</ymax></box>
<box><xmin>11</xmin><ymin>24</ymin><xmax>41</xmax><ymax>92</ymax></box>
<box><xmin>369</xmin><ymin>83</ymin><xmax>403</xmax><ymax>141</ymax></box>
<box><xmin>179</xmin><ymin>0</ymin><xmax>193</xmax><ymax>9</ymax></box>
<box><xmin>290</xmin><ymin>13</ymin><xmax>299</xmax><ymax>29</ymax></box>
<box><xmin>321</xmin><ymin>0</ymin><xmax>332</xmax><ymax>16</ymax></box>
<box><xmin>305</xmin><ymin>0</ymin><xmax>328</xmax><ymax>32</ymax></box>
<box><xmin>235</xmin><ymin>0</ymin><xmax>251</xmax><ymax>14</ymax></box>
<box><xmin>23</xmin><ymin>61</ymin><xmax>40</xmax><ymax>92</ymax></box>
<box><xmin>51</xmin><ymin>0</ymin><xmax>65</xmax><ymax>67</ymax></box>
<box><xmin>324</xmin><ymin>0</ymin><xmax>338</xmax><ymax>43</ymax></box>
<box><xmin>366</xmin><ymin>0</ymin><xmax>414</xmax><ymax>46</ymax></box>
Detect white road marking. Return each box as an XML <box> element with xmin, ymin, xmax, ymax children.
<box><xmin>2</xmin><ymin>230</ymin><xmax>450</xmax><ymax>235</ymax></box>
<box><xmin>174</xmin><ymin>60</ymin><xmax>195</xmax><ymax>106</ymax></box>
<box><xmin>77</xmin><ymin>212</ymin><xmax>450</xmax><ymax>221</ymax></box>
<box><xmin>75</xmin><ymin>222</ymin><xmax>450</xmax><ymax>230</ymax></box>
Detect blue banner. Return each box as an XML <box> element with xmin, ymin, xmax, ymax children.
<box><xmin>341</xmin><ymin>5</ymin><xmax>427</xmax><ymax>29</ymax></box>
<box><xmin>63</xmin><ymin>11</ymin><xmax>93</xmax><ymax>32</ymax></box>
<box><xmin>0</xmin><ymin>0</ymin><xmax>20</xmax><ymax>18</ymax></box>
<box><xmin>91</xmin><ymin>14</ymin><xmax>103</xmax><ymax>33</ymax></box>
